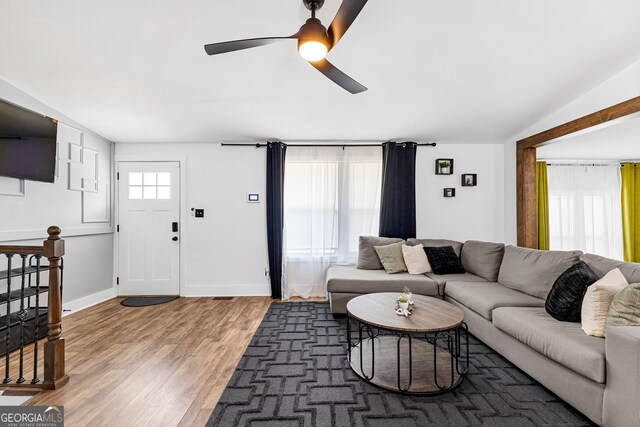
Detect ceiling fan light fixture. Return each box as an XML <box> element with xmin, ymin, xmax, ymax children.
<box><xmin>297</xmin><ymin>17</ymin><xmax>329</xmax><ymax>62</ymax></box>
<box><xmin>298</xmin><ymin>40</ymin><xmax>328</xmax><ymax>62</ymax></box>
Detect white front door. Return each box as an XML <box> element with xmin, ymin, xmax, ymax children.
<box><xmin>117</xmin><ymin>161</ymin><xmax>180</xmax><ymax>295</ymax></box>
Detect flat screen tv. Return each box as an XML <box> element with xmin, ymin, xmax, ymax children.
<box><xmin>0</xmin><ymin>99</ymin><xmax>58</xmax><ymax>183</ymax></box>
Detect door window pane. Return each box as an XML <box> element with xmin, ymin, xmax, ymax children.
<box><xmin>157</xmin><ymin>186</ymin><xmax>170</xmax><ymax>199</ymax></box>
<box><xmin>157</xmin><ymin>173</ymin><xmax>171</xmax><ymax>186</ymax></box>
<box><xmin>129</xmin><ymin>186</ymin><xmax>143</xmax><ymax>199</ymax></box>
<box><xmin>143</xmin><ymin>172</ymin><xmax>156</xmax><ymax>185</ymax></box>
<box><xmin>129</xmin><ymin>172</ymin><xmax>143</xmax><ymax>185</ymax></box>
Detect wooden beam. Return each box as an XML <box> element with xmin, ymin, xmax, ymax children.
<box><xmin>516</xmin><ymin>95</ymin><xmax>640</xmax><ymax>248</ymax></box>
<box><xmin>517</xmin><ymin>146</ymin><xmax>537</xmax><ymax>248</ymax></box>
<box><xmin>518</xmin><ymin>96</ymin><xmax>640</xmax><ymax>149</ymax></box>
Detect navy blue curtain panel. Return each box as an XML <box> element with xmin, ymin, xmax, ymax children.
<box><xmin>379</xmin><ymin>141</ymin><xmax>417</xmax><ymax>239</ymax></box>
<box><xmin>266</xmin><ymin>141</ymin><xmax>287</xmax><ymax>299</ymax></box>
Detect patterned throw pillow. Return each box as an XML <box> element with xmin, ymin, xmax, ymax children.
<box><xmin>606</xmin><ymin>283</ymin><xmax>640</xmax><ymax>331</ymax></box>
<box><xmin>545</xmin><ymin>261</ymin><xmax>598</xmax><ymax>322</ymax></box>
<box><xmin>424</xmin><ymin>246</ymin><xmax>465</xmax><ymax>275</ymax></box>
<box><xmin>374</xmin><ymin>242</ymin><xmax>408</xmax><ymax>274</ymax></box>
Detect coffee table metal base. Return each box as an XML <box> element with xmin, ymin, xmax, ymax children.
<box><xmin>347</xmin><ymin>316</ymin><xmax>469</xmax><ymax>395</ymax></box>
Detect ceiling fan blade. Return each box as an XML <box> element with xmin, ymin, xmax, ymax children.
<box><xmin>204</xmin><ymin>35</ymin><xmax>297</xmax><ymax>56</ymax></box>
<box><xmin>309</xmin><ymin>58</ymin><xmax>367</xmax><ymax>94</ymax></box>
<box><xmin>327</xmin><ymin>0</ymin><xmax>368</xmax><ymax>49</ymax></box>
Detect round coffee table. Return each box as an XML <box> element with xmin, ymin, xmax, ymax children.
<box><xmin>346</xmin><ymin>292</ymin><xmax>468</xmax><ymax>395</ymax></box>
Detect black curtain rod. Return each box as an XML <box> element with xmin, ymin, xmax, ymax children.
<box><xmin>221</xmin><ymin>142</ymin><xmax>437</xmax><ymax>148</ymax></box>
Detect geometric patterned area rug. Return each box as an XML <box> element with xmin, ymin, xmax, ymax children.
<box><xmin>207</xmin><ymin>302</ymin><xmax>594</xmax><ymax>427</ymax></box>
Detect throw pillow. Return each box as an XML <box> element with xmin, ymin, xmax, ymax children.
<box><xmin>581</xmin><ymin>268</ymin><xmax>629</xmax><ymax>337</ymax></box>
<box><xmin>357</xmin><ymin>236</ymin><xmax>404</xmax><ymax>270</ymax></box>
<box><xmin>374</xmin><ymin>242</ymin><xmax>408</xmax><ymax>274</ymax></box>
<box><xmin>424</xmin><ymin>246</ymin><xmax>465</xmax><ymax>275</ymax></box>
<box><xmin>401</xmin><ymin>243</ymin><xmax>432</xmax><ymax>275</ymax></box>
<box><xmin>606</xmin><ymin>283</ymin><xmax>640</xmax><ymax>331</ymax></box>
<box><xmin>545</xmin><ymin>261</ymin><xmax>598</xmax><ymax>322</ymax></box>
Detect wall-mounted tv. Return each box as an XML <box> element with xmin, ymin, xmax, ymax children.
<box><xmin>0</xmin><ymin>99</ymin><xmax>58</xmax><ymax>183</ymax></box>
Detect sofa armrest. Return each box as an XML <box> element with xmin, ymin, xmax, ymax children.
<box><xmin>603</xmin><ymin>326</ymin><xmax>640</xmax><ymax>427</ymax></box>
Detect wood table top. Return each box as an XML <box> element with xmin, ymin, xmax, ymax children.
<box><xmin>346</xmin><ymin>293</ymin><xmax>464</xmax><ymax>332</ymax></box>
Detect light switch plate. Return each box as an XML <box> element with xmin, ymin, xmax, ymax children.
<box><xmin>247</xmin><ymin>193</ymin><xmax>260</xmax><ymax>203</ymax></box>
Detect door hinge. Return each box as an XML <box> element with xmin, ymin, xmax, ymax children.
<box><xmin>117</xmin><ymin>225</ymin><xmax>120</xmax><ymax>232</ymax></box>
<box><xmin>116</xmin><ymin>277</ymin><xmax>119</xmax><ymax>285</ymax></box>
<box><xmin>117</xmin><ymin>172</ymin><xmax>120</xmax><ymax>180</ymax></box>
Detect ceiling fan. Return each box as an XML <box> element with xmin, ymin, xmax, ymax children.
<box><xmin>204</xmin><ymin>0</ymin><xmax>368</xmax><ymax>94</ymax></box>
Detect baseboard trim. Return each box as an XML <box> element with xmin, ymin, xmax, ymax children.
<box><xmin>182</xmin><ymin>283</ymin><xmax>271</xmax><ymax>297</ymax></box>
<box><xmin>62</xmin><ymin>288</ymin><xmax>116</xmax><ymax>316</ymax></box>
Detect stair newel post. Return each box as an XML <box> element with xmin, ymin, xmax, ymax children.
<box><xmin>42</xmin><ymin>226</ymin><xmax>69</xmax><ymax>389</ymax></box>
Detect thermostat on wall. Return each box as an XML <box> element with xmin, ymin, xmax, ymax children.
<box><xmin>247</xmin><ymin>193</ymin><xmax>260</xmax><ymax>203</ymax></box>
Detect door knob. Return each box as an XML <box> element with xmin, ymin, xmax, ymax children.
<box><xmin>172</xmin><ymin>236</ymin><xmax>179</xmax><ymax>241</ymax></box>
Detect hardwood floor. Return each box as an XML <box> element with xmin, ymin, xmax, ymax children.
<box><xmin>19</xmin><ymin>296</ymin><xmax>278</xmax><ymax>427</ymax></box>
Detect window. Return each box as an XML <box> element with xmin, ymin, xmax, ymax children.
<box><xmin>128</xmin><ymin>172</ymin><xmax>170</xmax><ymax>200</ymax></box>
<box><xmin>547</xmin><ymin>163</ymin><xmax>623</xmax><ymax>260</ymax></box>
<box><xmin>283</xmin><ymin>146</ymin><xmax>382</xmax><ymax>298</ymax></box>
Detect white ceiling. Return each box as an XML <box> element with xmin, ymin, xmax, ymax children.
<box><xmin>537</xmin><ymin>116</ymin><xmax>640</xmax><ymax>160</ymax></box>
<box><xmin>1</xmin><ymin>1</ymin><xmax>640</xmax><ymax>144</ymax></box>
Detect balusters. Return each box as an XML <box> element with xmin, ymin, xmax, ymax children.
<box><xmin>32</xmin><ymin>255</ymin><xmax>41</xmax><ymax>384</ymax></box>
<box><xmin>17</xmin><ymin>254</ymin><xmax>27</xmax><ymax>384</ymax></box>
<box><xmin>3</xmin><ymin>254</ymin><xmax>13</xmax><ymax>384</ymax></box>
<box><xmin>0</xmin><ymin>226</ymin><xmax>66</xmax><ymax>390</ymax></box>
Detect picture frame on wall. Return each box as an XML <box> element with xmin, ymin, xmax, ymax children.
<box><xmin>443</xmin><ymin>188</ymin><xmax>456</xmax><ymax>197</ymax></box>
<box><xmin>461</xmin><ymin>173</ymin><xmax>477</xmax><ymax>187</ymax></box>
<box><xmin>435</xmin><ymin>158</ymin><xmax>454</xmax><ymax>175</ymax></box>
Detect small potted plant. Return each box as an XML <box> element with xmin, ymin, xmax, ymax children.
<box><xmin>402</xmin><ymin>286</ymin><xmax>412</xmax><ymax>303</ymax></box>
<box><xmin>398</xmin><ymin>296</ymin><xmax>409</xmax><ymax>311</ymax></box>
<box><xmin>440</xmin><ymin>160</ymin><xmax>451</xmax><ymax>174</ymax></box>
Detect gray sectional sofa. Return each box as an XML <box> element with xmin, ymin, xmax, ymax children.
<box><xmin>325</xmin><ymin>238</ymin><xmax>640</xmax><ymax>426</ymax></box>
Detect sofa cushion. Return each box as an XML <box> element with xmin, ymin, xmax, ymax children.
<box><xmin>461</xmin><ymin>240</ymin><xmax>505</xmax><ymax>282</ymax></box>
<box><xmin>357</xmin><ymin>236</ymin><xmax>404</xmax><ymax>270</ymax></box>
<box><xmin>445</xmin><ymin>282</ymin><xmax>544</xmax><ymax>320</ymax></box>
<box><xmin>493</xmin><ymin>307</ymin><xmax>606</xmax><ymax>383</ymax></box>
<box><xmin>426</xmin><ymin>272</ymin><xmax>487</xmax><ymax>295</ymax></box>
<box><xmin>374</xmin><ymin>241</ymin><xmax>407</xmax><ymax>274</ymax></box>
<box><xmin>498</xmin><ymin>246</ymin><xmax>583</xmax><ymax>300</ymax></box>
<box><xmin>407</xmin><ymin>238</ymin><xmax>463</xmax><ymax>257</ymax></box>
<box><xmin>580</xmin><ymin>253</ymin><xmax>640</xmax><ymax>283</ymax></box>
<box><xmin>326</xmin><ymin>265</ymin><xmax>438</xmax><ymax>295</ymax></box>
<box><xmin>424</xmin><ymin>246</ymin><xmax>465</xmax><ymax>274</ymax></box>
<box><xmin>545</xmin><ymin>261</ymin><xmax>598</xmax><ymax>322</ymax></box>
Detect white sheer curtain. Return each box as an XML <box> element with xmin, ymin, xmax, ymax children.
<box><xmin>283</xmin><ymin>146</ymin><xmax>382</xmax><ymax>299</ymax></box>
<box><xmin>547</xmin><ymin>163</ymin><xmax>624</xmax><ymax>260</ymax></box>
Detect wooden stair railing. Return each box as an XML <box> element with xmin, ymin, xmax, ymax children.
<box><xmin>0</xmin><ymin>226</ymin><xmax>68</xmax><ymax>389</ymax></box>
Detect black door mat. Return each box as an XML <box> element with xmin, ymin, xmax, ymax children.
<box><xmin>120</xmin><ymin>296</ymin><xmax>178</xmax><ymax>307</ymax></box>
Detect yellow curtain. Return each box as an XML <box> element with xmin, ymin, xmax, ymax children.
<box><xmin>536</xmin><ymin>161</ymin><xmax>550</xmax><ymax>250</ymax></box>
<box><xmin>621</xmin><ymin>162</ymin><xmax>640</xmax><ymax>262</ymax></box>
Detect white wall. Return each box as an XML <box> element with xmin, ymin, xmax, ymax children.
<box><xmin>417</xmin><ymin>144</ymin><xmax>505</xmax><ymax>242</ymax></box>
<box><xmin>116</xmin><ymin>142</ymin><xmax>506</xmax><ymax>297</ymax></box>
<box><xmin>115</xmin><ymin>143</ymin><xmax>271</xmax><ymax>297</ymax></box>
<box><xmin>0</xmin><ymin>79</ymin><xmax>115</xmax><ymax>310</ymax></box>
<box><xmin>503</xmin><ymin>58</ymin><xmax>640</xmax><ymax>244</ymax></box>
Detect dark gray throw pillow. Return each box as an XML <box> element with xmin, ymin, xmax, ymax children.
<box><xmin>424</xmin><ymin>246</ymin><xmax>465</xmax><ymax>275</ymax></box>
<box><xmin>545</xmin><ymin>261</ymin><xmax>598</xmax><ymax>322</ymax></box>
